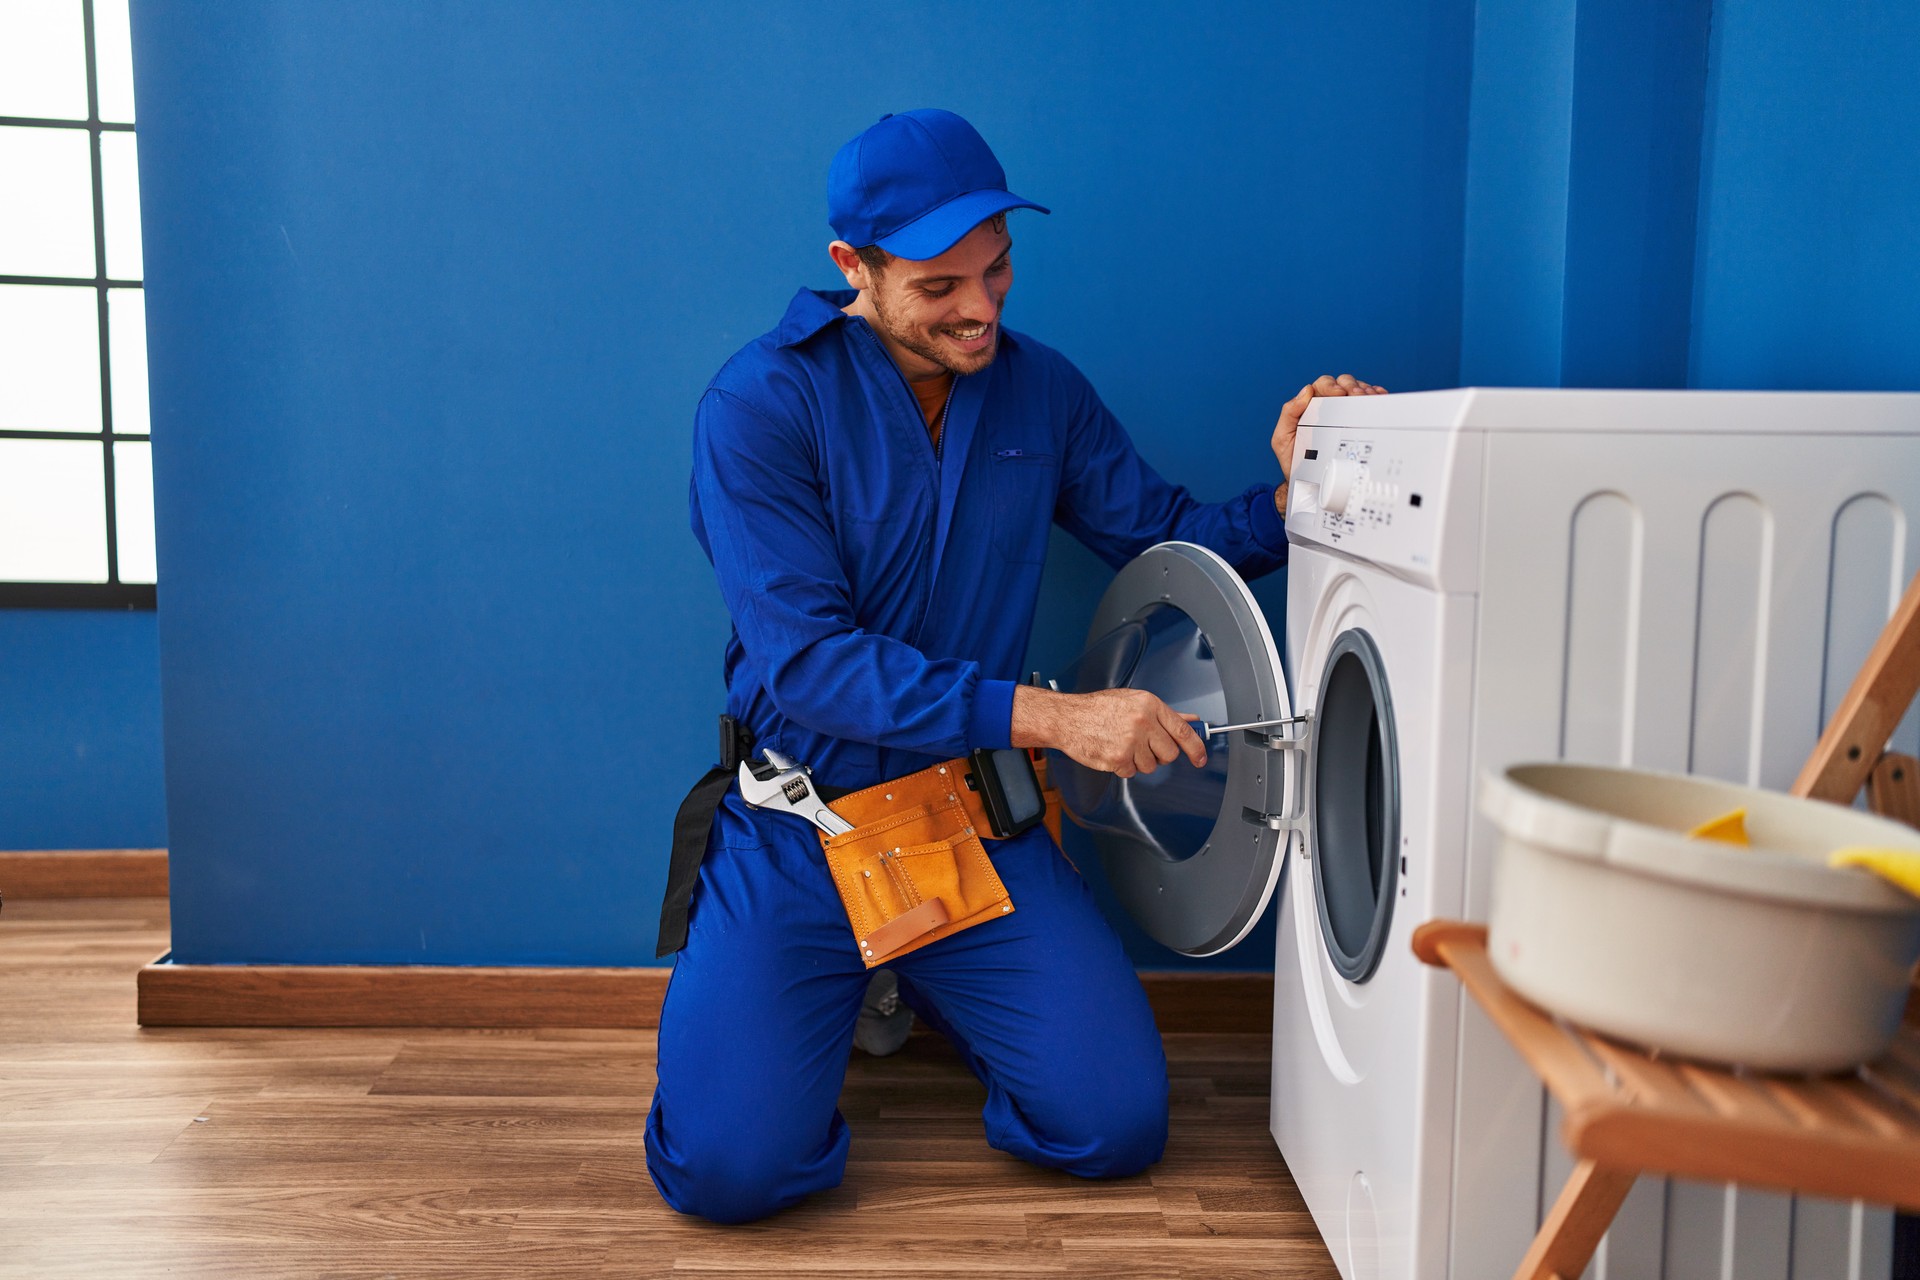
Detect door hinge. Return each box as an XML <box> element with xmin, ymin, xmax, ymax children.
<box><xmin>1240</xmin><ymin>713</ymin><xmax>1310</xmax><ymax>838</ymax></box>
<box><xmin>1233</xmin><ymin>713</ymin><xmax>1308</xmax><ymax>749</ymax></box>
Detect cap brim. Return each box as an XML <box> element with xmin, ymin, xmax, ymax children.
<box><xmin>874</xmin><ymin>187</ymin><xmax>1050</xmax><ymax>261</ymax></box>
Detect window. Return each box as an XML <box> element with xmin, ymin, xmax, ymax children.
<box><xmin>0</xmin><ymin>0</ymin><xmax>153</xmax><ymax>609</ymax></box>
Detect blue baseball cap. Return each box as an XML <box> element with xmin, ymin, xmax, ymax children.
<box><xmin>828</xmin><ymin>109</ymin><xmax>1049</xmax><ymax>261</ymax></box>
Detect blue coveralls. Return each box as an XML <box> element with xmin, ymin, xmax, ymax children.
<box><xmin>646</xmin><ymin>288</ymin><xmax>1288</xmax><ymax>1223</ymax></box>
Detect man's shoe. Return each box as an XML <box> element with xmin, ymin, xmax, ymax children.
<box><xmin>853</xmin><ymin>968</ymin><xmax>914</xmax><ymax>1056</ymax></box>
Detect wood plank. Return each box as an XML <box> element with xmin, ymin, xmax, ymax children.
<box><xmin>1793</xmin><ymin>569</ymin><xmax>1920</xmax><ymax>802</ymax></box>
<box><xmin>1757</xmin><ymin>1073</ymin><xmax>1884</xmax><ymax>1136</ymax></box>
<box><xmin>0</xmin><ymin>849</ymin><xmax>168</xmax><ymax>899</ymax></box>
<box><xmin>1137</xmin><ymin>971</ymin><xmax>1272</xmax><ymax>1034</ymax></box>
<box><xmin>1427</xmin><ymin>918</ymin><xmax>1920</xmax><ymax>1219</ymax></box>
<box><xmin>1571</xmin><ymin>1105</ymin><xmax>1920</xmax><ymax>1209</ymax></box>
<box><xmin>1818</xmin><ymin>1076</ymin><xmax>1920</xmax><ymax>1140</ymax></box>
<box><xmin>1057</xmin><ymin>1234</ymin><xmax>1343</xmax><ymax>1275</ymax></box>
<box><xmin>1868</xmin><ymin>752</ymin><xmax>1920</xmax><ymax>828</ymax></box>
<box><xmin>1163</xmin><ymin>1209</ymin><xmax>1323</xmax><ymax>1239</ymax></box>
<box><xmin>138</xmin><ymin>954</ymin><xmax>672</xmax><ymax>1028</ymax></box>
<box><xmin>138</xmin><ymin>951</ymin><xmax>1273</xmax><ymax>1034</ymax></box>
<box><xmin>1412</xmin><ymin>922</ymin><xmax>1614</xmax><ymax>1110</ymax></box>
<box><xmin>1581</xmin><ymin>1037</ymin><xmax>1706</xmax><ymax>1116</ymax></box>
<box><xmin>2</xmin><ymin>897</ymin><xmax>1337</xmax><ymax>1279</ymax></box>
<box><xmin>1672</xmin><ymin>1062</ymin><xmax>1792</xmax><ymax>1125</ymax></box>
<box><xmin>1861</xmin><ymin>1055</ymin><xmax>1920</xmax><ymax>1115</ymax></box>
<box><xmin>1514</xmin><ymin>1159</ymin><xmax>1637</xmax><ymax>1280</ymax></box>
<box><xmin>1025</xmin><ymin>1211</ymin><xmax>1171</xmax><ymax>1238</ymax></box>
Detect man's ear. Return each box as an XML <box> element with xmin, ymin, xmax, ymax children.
<box><xmin>828</xmin><ymin>240</ymin><xmax>870</xmax><ymax>291</ymax></box>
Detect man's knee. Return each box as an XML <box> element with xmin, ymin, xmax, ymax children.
<box><xmin>645</xmin><ymin>1103</ymin><xmax>849</xmax><ymax>1225</ymax></box>
<box><xmin>648</xmin><ymin>1145</ymin><xmax>803</xmax><ymax>1224</ymax></box>
<box><xmin>1071</xmin><ymin>1078</ymin><xmax>1170</xmax><ymax>1178</ymax></box>
<box><xmin>993</xmin><ymin>1061</ymin><xmax>1170</xmax><ymax>1179</ymax></box>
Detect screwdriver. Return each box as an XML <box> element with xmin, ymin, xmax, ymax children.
<box><xmin>1191</xmin><ymin>714</ymin><xmax>1309</xmax><ymax>739</ymax></box>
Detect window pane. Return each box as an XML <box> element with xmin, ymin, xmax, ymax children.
<box><xmin>0</xmin><ymin>1</ymin><xmax>89</xmax><ymax>120</ymax></box>
<box><xmin>108</xmin><ymin>287</ymin><xmax>147</xmax><ymax>433</ymax></box>
<box><xmin>101</xmin><ymin>131</ymin><xmax>142</xmax><ymax>279</ymax></box>
<box><xmin>92</xmin><ymin>0</ymin><xmax>137</xmax><ymax>124</ymax></box>
<box><xmin>112</xmin><ymin>440</ymin><xmax>154</xmax><ymax>583</ymax></box>
<box><xmin>0</xmin><ymin>126</ymin><xmax>97</xmax><ymax>278</ymax></box>
<box><xmin>0</xmin><ymin>438</ymin><xmax>107</xmax><ymax>582</ymax></box>
<box><xmin>0</xmin><ymin>284</ymin><xmax>101</xmax><ymax>432</ymax></box>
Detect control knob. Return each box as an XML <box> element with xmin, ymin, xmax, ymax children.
<box><xmin>1321</xmin><ymin>460</ymin><xmax>1357</xmax><ymax>516</ymax></box>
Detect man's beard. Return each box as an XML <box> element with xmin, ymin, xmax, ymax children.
<box><xmin>870</xmin><ymin>292</ymin><xmax>999</xmax><ymax>376</ymax></box>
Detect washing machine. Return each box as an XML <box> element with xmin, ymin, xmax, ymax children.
<box><xmin>1052</xmin><ymin>388</ymin><xmax>1920</xmax><ymax>1280</ymax></box>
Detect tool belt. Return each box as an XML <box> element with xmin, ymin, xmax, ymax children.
<box><xmin>656</xmin><ymin>716</ymin><xmax>1061</xmax><ymax>963</ymax></box>
<box><xmin>821</xmin><ymin>756</ymin><xmax>1061</xmax><ymax>968</ymax></box>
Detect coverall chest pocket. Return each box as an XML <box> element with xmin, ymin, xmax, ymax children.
<box><xmin>840</xmin><ymin>509</ymin><xmax>924</xmax><ymax>614</ymax></box>
<box><xmin>988</xmin><ymin>449</ymin><xmax>1059</xmax><ymax>564</ymax></box>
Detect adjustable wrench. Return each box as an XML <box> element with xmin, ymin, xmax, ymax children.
<box><xmin>736</xmin><ymin>748</ymin><xmax>856</xmax><ymax>836</ymax></box>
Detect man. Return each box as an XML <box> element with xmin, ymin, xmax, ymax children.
<box><xmin>647</xmin><ymin>108</ymin><xmax>1383</xmax><ymax>1224</ymax></box>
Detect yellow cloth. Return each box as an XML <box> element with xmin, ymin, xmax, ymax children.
<box><xmin>1688</xmin><ymin>806</ymin><xmax>1920</xmax><ymax>897</ymax></box>
<box><xmin>1688</xmin><ymin>809</ymin><xmax>1749</xmax><ymax>845</ymax></box>
<box><xmin>1829</xmin><ymin>847</ymin><xmax>1920</xmax><ymax>897</ymax></box>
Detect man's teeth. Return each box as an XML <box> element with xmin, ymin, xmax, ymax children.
<box><xmin>947</xmin><ymin>324</ymin><xmax>987</xmax><ymax>340</ymax></box>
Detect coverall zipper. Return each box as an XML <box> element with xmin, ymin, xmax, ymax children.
<box><xmin>856</xmin><ymin>321</ymin><xmax>950</xmax><ymax>465</ymax></box>
<box><xmin>932</xmin><ymin>380</ymin><xmax>955</xmax><ymax>461</ymax></box>
<box><xmin>853</xmin><ymin>318</ymin><xmax>957</xmax><ymax>775</ymax></box>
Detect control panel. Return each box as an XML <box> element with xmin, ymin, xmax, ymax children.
<box><xmin>1284</xmin><ymin>424</ymin><xmax>1479</xmax><ymax>591</ymax></box>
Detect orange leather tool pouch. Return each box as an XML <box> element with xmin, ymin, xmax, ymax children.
<box><xmin>821</xmin><ymin>758</ymin><xmax>1046</xmax><ymax>968</ymax></box>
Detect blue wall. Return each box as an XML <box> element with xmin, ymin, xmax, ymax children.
<box><xmin>1458</xmin><ymin>0</ymin><xmax>1714</xmax><ymax>387</ymax></box>
<box><xmin>1458</xmin><ymin>0</ymin><xmax>1920</xmax><ymax>396</ymax></box>
<box><xmin>1689</xmin><ymin>0</ymin><xmax>1920</xmax><ymax>390</ymax></box>
<box><xmin>129</xmin><ymin>0</ymin><xmax>1471</xmax><ymax>966</ymax></box>
<box><xmin>16</xmin><ymin>0</ymin><xmax>1902</xmax><ymax>965</ymax></box>
<box><xmin>0</xmin><ymin>611</ymin><xmax>166</xmax><ymax>851</ymax></box>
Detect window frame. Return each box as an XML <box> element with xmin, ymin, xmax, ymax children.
<box><xmin>0</xmin><ymin>0</ymin><xmax>154</xmax><ymax>611</ymax></box>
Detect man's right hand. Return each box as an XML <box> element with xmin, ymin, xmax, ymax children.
<box><xmin>1010</xmin><ymin>685</ymin><xmax>1209</xmax><ymax>779</ymax></box>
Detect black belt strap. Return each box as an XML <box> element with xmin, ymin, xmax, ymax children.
<box><xmin>656</xmin><ymin>715</ymin><xmax>855</xmax><ymax>958</ymax></box>
<box><xmin>656</xmin><ymin>763</ymin><xmax>735</xmax><ymax>958</ymax></box>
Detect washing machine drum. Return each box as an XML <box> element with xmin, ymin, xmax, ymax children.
<box><xmin>1048</xmin><ymin>542</ymin><xmax>1295</xmax><ymax>956</ymax></box>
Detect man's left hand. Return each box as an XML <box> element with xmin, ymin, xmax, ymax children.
<box><xmin>1272</xmin><ymin>374</ymin><xmax>1388</xmax><ymax>481</ymax></box>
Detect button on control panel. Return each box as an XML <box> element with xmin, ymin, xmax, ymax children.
<box><xmin>1317</xmin><ymin>441</ymin><xmax>1402</xmax><ymax>531</ymax></box>
<box><xmin>1286</xmin><ymin>427</ymin><xmax>1461</xmax><ymax>588</ymax></box>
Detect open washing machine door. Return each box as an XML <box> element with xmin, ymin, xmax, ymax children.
<box><xmin>1048</xmin><ymin>541</ymin><xmax>1299</xmax><ymax>956</ymax></box>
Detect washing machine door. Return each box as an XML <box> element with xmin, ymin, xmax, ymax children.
<box><xmin>1048</xmin><ymin>541</ymin><xmax>1297</xmax><ymax>956</ymax></box>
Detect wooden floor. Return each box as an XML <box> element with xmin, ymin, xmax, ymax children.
<box><xmin>0</xmin><ymin>898</ymin><xmax>1337</xmax><ymax>1278</ymax></box>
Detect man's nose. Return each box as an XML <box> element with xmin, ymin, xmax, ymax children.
<box><xmin>952</xmin><ymin>277</ymin><xmax>1000</xmax><ymax>322</ymax></box>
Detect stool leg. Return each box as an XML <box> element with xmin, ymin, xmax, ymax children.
<box><xmin>1793</xmin><ymin>569</ymin><xmax>1920</xmax><ymax>803</ymax></box>
<box><xmin>1514</xmin><ymin>1160</ymin><xmax>1637</xmax><ymax>1280</ymax></box>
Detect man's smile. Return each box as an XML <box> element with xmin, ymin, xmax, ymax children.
<box><xmin>940</xmin><ymin>321</ymin><xmax>994</xmax><ymax>353</ymax></box>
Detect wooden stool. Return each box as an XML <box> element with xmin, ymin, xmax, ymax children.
<box><xmin>1417</xmin><ymin>570</ymin><xmax>1920</xmax><ymax>1280</ymax></box>
<box><xmin>1416</xmin><ymin>920</ymin><xmax>1920</xmax><ymax>1280</ymax></box>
